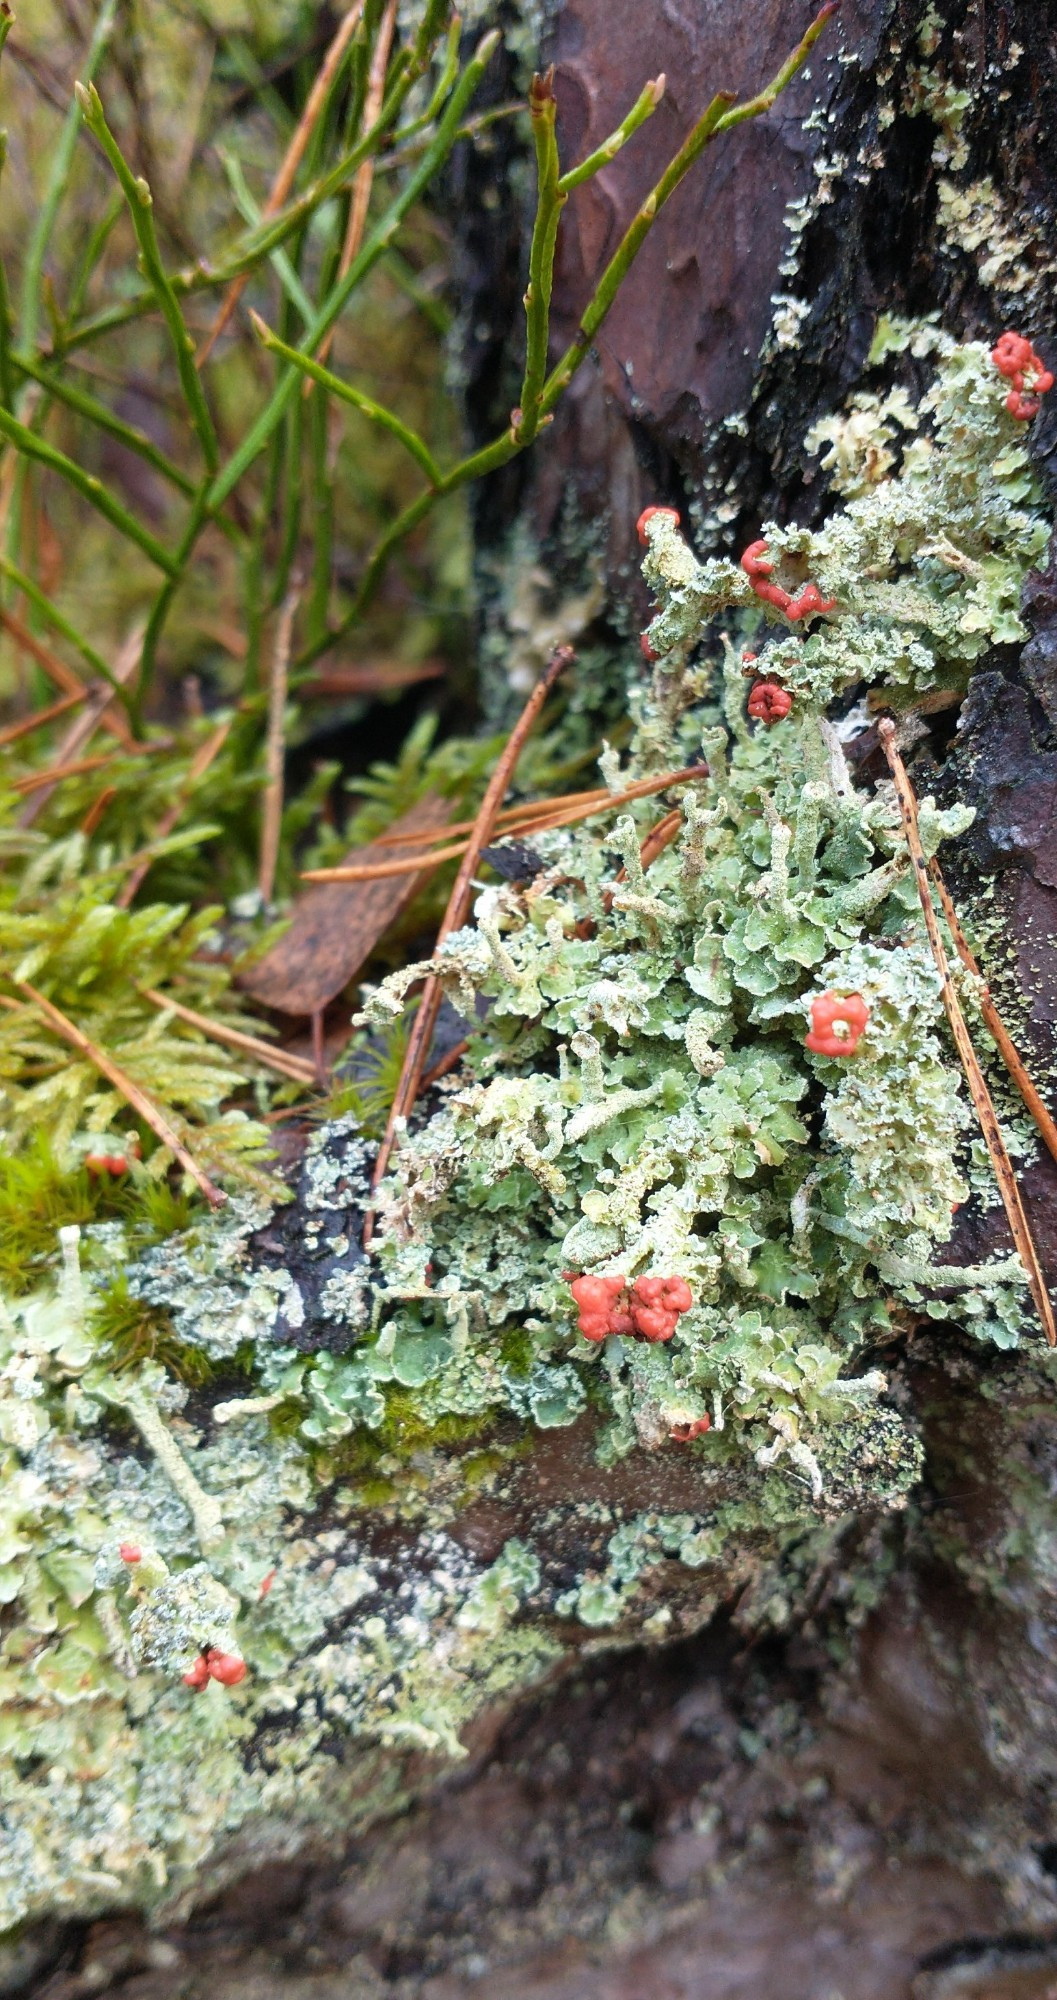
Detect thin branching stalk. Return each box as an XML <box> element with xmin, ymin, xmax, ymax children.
<box><xmin>300</xmin><ymin>6</ymin><xmax>834</xmax><ymax>670</ymax></box>
<box><xmin>250</xmin><ymin>317</ymin><xmax>442</xmax><ymax>484</ymax></box>
<box><xmin>18</xmin><ymin>0</ymin><xmax>117</xmax><ymax>358</ymax></box>
<box><xmin>0</xmin><ymin>400</ymin><xmax>178</xmax><ymax>576</ymax></box>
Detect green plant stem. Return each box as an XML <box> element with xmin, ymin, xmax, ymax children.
<box><xmin>541</xmin><ymin>4</ymin><xmax>835</xmax><ymax>413</ymax></box>
<box><xmin>301</xmin><ymin>7</ymin><xmax>834</xmax><ymax>667</ymax></box>
<box><xmin>18</xmin><ymin>0</ymin><xmax>117</xmax><ymax>358</ymax></box>
<box><xmin>251</xmin><ymin>317</ymin><xmax>442</xmax><ymax>484</ymax></box>
<box><xmin>513</xmin><ymin>71</ymin><xmax>565</xmax><ymax>446</ymax></box>
<box><xmin>61</xmin><ymin>189</ymin><xmax>123</xmax><ymax>333</ymax></box>
<box><xmin>207</xmin><ymin>32</ymin><xmax>500</xmax><ymax>515</ymax></box>
<box><xmin>131</xmin><ymin>491</ymin><xmax>211</xmax><ymax>721</ymax></box>
<box><xmin>59</xmin><ymin>25</ymin><xmax>436</xmax><ymax>360</ymax></box>
<box><xmin>11</xmin><ymin>352</ymin><xmax>197</xmax><ymax>498</ymax></box>
<box><xmin>76</xmin><ymin>84</ymin><xmax>220</xmax><ymax>474</ymax></box>
<box><xmin>0</xmin><ymin>402</ymin><xmax>177</xmax><ymax>576</ymax></box>
<box><xmin>0</xmin><ymin>553</ymin><xmax>135</xmax><ymax>711</ymax></box>
<box><xmin>556</xmin><ymin>74</ymin><xmax>664</xmax><ymax>193</ymax></box>
<box><xmin>219</xmin><ymin>151</ymin><xmax>315</xmax><ymax>329</ymax></box>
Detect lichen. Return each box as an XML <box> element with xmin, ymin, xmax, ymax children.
<box><xmin>0</xmin><ymin>328</ymin><xmax>1049</xmax><ymax>1931</ymax></box>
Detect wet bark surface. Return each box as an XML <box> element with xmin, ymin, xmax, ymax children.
<box><xmin>17</xmin><ymin>1</ymin><xmax>1057</xmax><ymax>1993</ymax></box>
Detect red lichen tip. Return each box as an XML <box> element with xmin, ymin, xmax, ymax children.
<box><xmin>118</xmin><ymin>1543</ymin><xmax>142</xmax><ymax>1564</ymax></box>
<box><xmin>183</xmin><ymin>1646</ymin><xmax>248</xmax><ymax>1690</ymax></box>
<box><xmin>670</xmin><ymin>1415</ymin><xmax>711</xmax><ymax>1443</ymax></box>
<box><xmin>206</xmin><ymin>1651</ymin><xmax>247</xmax><ymax>1687</ymax></box>
<box><xmin>259</xmin><ymin>1569</ymin><xmax>277</xmax><ymax>1600</ymax></box>
<box><xmin>640</xmin><ymin>631</ymin><xmax>659</xmax><ymax>663</ymax></box>
<box><xmin>568</xmin><ymin>1272</ymin><xmax>692</xmax><ymax>1343</ymax></box>
<box><xmin>741</xmin><ymin>536</ymin><xmax>836</xmax><ymax>621</ymax></box>
<box><xmin>747</xmin><ymin>679</ymin><xmax>793</xmax><ymax>724</ymax></box>
<box><xmin>636</xmin><ymin>504</ymin><xmax>680</xmax><ymax>546</ymax></box>
<box><xmin>992</xmin><ymin>331</ymin><xmax>1053</xmax><ymax>420</ymax></box>
<box><xmin>805</xmin><ymin>990</ymin><xmax>870</xmax><ymax>1056</ymax></box>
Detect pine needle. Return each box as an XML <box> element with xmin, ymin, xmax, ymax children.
<box><xmin>141</xmin><ymin>987</ymin><xmax>316</xmax><ymax>1086</ymax></box>
<box><xmin>11</xmin><ymin>981</ymin><xmax>227</xmax><ymax>1209</ymax></box>
<box><xmin>363</xmin><ymin>644</ymin><xmax>573</xmax><ymax>1244</ymax></box>
<box><xmin>303</xmin><ymin>764</ymin><xmax>709</xmax><ymax>883</ymax></box>
<box><xmin>927</xmin><ymin>856</ymin><xmax>1057</xmax><ymax>1172</ymax></box>
<box><xmin>878</xmin><ymin>719</ymin><xmax>1054</xmax><ymax>1344</ymax></box>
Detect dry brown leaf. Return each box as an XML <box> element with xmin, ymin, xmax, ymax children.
<box><xmin>239</xmin><ymin>792</ymin><xmax>451</xmax><ymax>1017</ymax></box>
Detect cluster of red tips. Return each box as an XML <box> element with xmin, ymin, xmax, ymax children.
<box><xmin>636</xmin><ymin>505</ymin><xmax>681</xmax><ymax>546</ymax></box>
<box><xmin>992</xmin><ymin>331</ymin><xmax>1053</xmax><ymax>420</ymax></box>
<box><xmin>568</xmin><ymin>1273</ymin><xmax>693</xmax><ymax>1344</ymax></box>
<box><xmin>805</xmin><ymin>991</ymin><xmax>870</xmax><ymax>1056</ymax></box>
<box><xmin>669</xmin><ymin>1415</ymin><xmax>711</xmax><ymax>1443</ymax></box>
<box><xmin>741</xmin><ymin>539</ymin><xmax>836</xmax><ymax>622</ymax></box>
<box><xmin>182</xmin><ymin>1647</ymin><xmax>247</xmax><ymax>1691</ymax></box>
<box><xmin>118</xmin><ymin>1543</ymin><xmax>142</xmax><ymax>1564</ymax></box>
<box><xmin>747</xmin><ymin>679</ymin><xmax>793</xmax><ymax>725</ymax></box>
<box><xmin>86</xmin><ymin>1135</ymin><xmax>141</xmax><ymax>1177</ymax></box>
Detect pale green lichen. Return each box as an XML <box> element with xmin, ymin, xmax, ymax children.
<box><xmin>0</xmin><ymin>328</ymin><xmax>1049</xmax><ymax>1931</ymax></box>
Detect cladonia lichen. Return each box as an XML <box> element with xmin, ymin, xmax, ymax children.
<box><xmin>0</xmin><ymin>328</ymin><xmax>1049</xmax><ymax>1931</ymax></box>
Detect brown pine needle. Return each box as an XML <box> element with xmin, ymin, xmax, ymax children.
<box><xmin>0</xmin><ymin>689</ymin><xmax>84</xmax><ymax>746</ymax></box>
<box><xmin>634</xmin><ymin>806</ymin><xmax>685</xmax><ymax>874</ymax></box>
<box><xmin>80</xmin><ymin>785</ymin><xmax>117</xmax><ymax>837</ymax></box>
<box><xmin>317</xmin><ymin>0</ymin><xmax>397</xmax><ymax>370</ymax></box>
<box><xmin>341</xmin><ymin>783</ymin><xmax>623</xmax><ymax>850</ymax></box>
<box><xmin>0</xmin><ymin>606</ymin><xmax>133</xmax><ymax>749</ymax></box>
<box><xmin>19</xmin><ymin>626</ymin><xmax>144</xmax><ymax>828</ymax></box>
<box><xmin>117</xmin><ymin>718</ymin><xmax>231</xmax><ymax>909</ymax></box>
<box><xmin>303</xmin><ymin>765</ymin><xmax>709</xmax><ymax>883</ymax></box>
<box><xmin>13</xmin><ymin>980</ymin><xmax>227</xmax><ymax>1208</ymax></box>
<box><xmin>363</xmin><ymin>644</ymin><xmax>573</xmax><ymax>1246</ymax></box>
<box><xmin>141</xmin><ymin>987</ymin><xmax>316</xmax><ymax>1085</ymax></box>
<box><xmin>878</xmin><ymin>719</ymin><xmax>1054</xmax><ymax>1345</ymax></box>
<box><xmin>13</xmin><ymin>753</ymin><xmax>113</xmax><ymax>795</ymax></box>
<box><xmin>927</xmin><ymin>856</ymin><xmax>1057</xmax><ymax>1171</ymax></box>
<box><xmin>259</xmin><ymin>589</ymin><xmax>299</xmax><ymax>903</ymax></box>
<box><xmin>197</xmin><ymin>0</ymin><xmax>366</xmax><ymax>363</ymax></box>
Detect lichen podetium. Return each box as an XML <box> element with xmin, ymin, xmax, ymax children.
<box><xmin>0</xmin><ymin>326</ymin><xmax>1051</xmax><ymax>1929</ymax></box>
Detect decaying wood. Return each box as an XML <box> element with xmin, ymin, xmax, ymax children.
<box><xmin>878</xmin><ymin>720</ymin><xmax>1055</xmax><ymax>1345</ymax></box>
